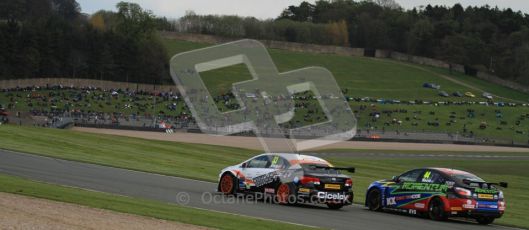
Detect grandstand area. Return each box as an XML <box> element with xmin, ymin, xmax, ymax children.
<box><xmin>1</xmin><ymin>37</ymin><xmax>529</xmax><ymax>146</ymax></box>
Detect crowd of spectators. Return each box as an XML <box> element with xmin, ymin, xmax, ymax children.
<box><xmin>1</xmin><ymin>85</ymin><xmax>195</xmax><ymax>128</ymax></box>
<box><xmin>352</xmin><ymin>102</ymin><xmax>529</xmax><ymax>143</ymax></box>
<box><xmin>2</xmin><ymin>85</ymin><xmax>529</xmax><ymax>145</ymax></box>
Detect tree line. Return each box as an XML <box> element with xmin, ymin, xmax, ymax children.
<box><xmin>167</xmin><ymin>11</ymin><xmax>350</xmax><ymax>46</ymax></box>
<box><xmin>0</xmin><ymin>0</ymin><xmax>169</xmax><ymax>84</ymax></box>
<box><xmin>1</xmin><ymin>0</ymin><xmax>527</xmax><ymax>86</ymax></box>
<box><xmin>161</xmin><ymin>0</ymin><xmax>529</xmax><ymax>86</ymax></box>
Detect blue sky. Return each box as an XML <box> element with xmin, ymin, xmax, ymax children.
<box><xmin>77</xmin><ymin>0</ymin><xmax>529</xmax><ymax>19</ymax></box>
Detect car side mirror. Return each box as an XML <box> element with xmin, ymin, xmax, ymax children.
<box><xmin>241</xmin><ymin>162</ymin><xmax>247</xmax><ymax>168</ymax></box>
<box><xmin>499</xmin><ymin>182</ymin><xmax>508</xmax><ymax>188</ymax></box>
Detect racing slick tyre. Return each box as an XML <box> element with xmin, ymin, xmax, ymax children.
<box><xmin>428</xmin><ymin>197</ymin><xmax>448</xmax><ymax>221</ymax></box>
<box><xmin>219</xmin><ymin>173</ymin><xmax>237</xmax><ymax>195</ymax></box>
<box><xmin>326</xmin><ymin>203</ymin><xmax>344</xmax><ymax>210</ymax></box>
<box><xmin>275</xmin><ymin>183</ymin><xmax>297</xmax><ymax>205</ymax></box>
<box><xmin>366</xmin><ymin>189</ymin><xmax>383</xmax><ymax>211</ymax></box>
<box><xmin>476</xmin><ymin>217</ymin><xmax>495</xmax><ymax>225</ymax></box>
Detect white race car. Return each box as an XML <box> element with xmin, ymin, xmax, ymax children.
<box><xmin>217</xmin><ymin>153</ymin><xmax>355</xmax><ymax>209</ymax></box>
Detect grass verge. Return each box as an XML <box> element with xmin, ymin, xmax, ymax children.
<box><xmin>0</xmin><ymin>125</ymin><xmax>255</xmax><ymax>182</ymax></box>
<box><xmin>1</xmin><ymin>125</ymin><xmax>528</xmax><ymax>228</ymax></box>
<box><xmin>0</xmin><ymin>173</ymin><xmax>312</xmax><ymax>230</ymax></box>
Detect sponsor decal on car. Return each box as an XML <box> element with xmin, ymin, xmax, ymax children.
<box><xmin>474</xmin><ymin>188</ymin><xmax>498</xmax><ymax>194</ymax></box>
<box><xmin>395</xmin><ymin>194</ymin><xmax>421</xmax><ymax>201</ymax></box>
<box><xmin>478</xmin><ymin>194</ymin><xmax>494</xmax><ymax>199</ymax></box>
<box><xmin>414</xmin><ymin>203</ymin><xmax>425</xmax><ymax>208</ymax></box>
<box><xmin>324</xmin><ymin>184</ymin><xmax>341</xmax><ymax>190</ymax></box>
<box><xmin>298</xmin><ymin>188</ymin><xmax>310</xmax><ymax>193</ymax></box>
<box><xmin>396</xmin><ymin>182</ymin><xmax>448</xmax><ymax>193</ymax></box>
<box><xmin>264</xmin><ymin>188</ymin><xmax>275</xmax><ymax>193</ymax></box>
<box><xmin>477</xmin><ymin>203</ymin><xmax>498</xmax><ymax>209</ymax></box>
<box><xmin>317</xmin><ymin>192</ymin><xmax>347</xmax><ymax>200</ymax></box>
<box><xmin>253</xmin><ymin>171</ymin><xmax>279</xmax><ymax>187</ymax></box>
<box><xmin>387</xmin><ymin>197</ymin><xmax>396</xmax><ymax>205</ymax></box>
<box><xmin>462</xmin><ymin>199</ymin><xmax>475</xmax><ymax>209</ymax></box>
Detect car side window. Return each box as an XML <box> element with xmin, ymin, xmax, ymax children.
<box><xmin>246</xmin><ymin>155</ymin><xmax>271</xmax><ymax>168</ymax></box>
<box><xmin>398</xmin><ymin>170</ymin><xmax>423</xmax><ymax>182</ymax></box>
<box><xmin>269</xmin><ymin>155</ymin><xmax>290</xmax><ymax>169</ymax></box>
<box><xmin>421</xmin><ymin>170</ymin><xmax>446</xmax><ymax>183</ymax></box>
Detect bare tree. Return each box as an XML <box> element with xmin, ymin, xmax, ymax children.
<box><xmin>372</xmin><ymin>0</ymin><xmax>401</xmax><ymax>10</ymax></box>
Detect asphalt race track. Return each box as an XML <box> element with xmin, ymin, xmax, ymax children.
<box><xmin>0</xmin><ymin>150</ymin><xmax>518</xmax><ymax>230</ymax></box>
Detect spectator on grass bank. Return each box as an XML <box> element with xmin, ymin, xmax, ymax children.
<box><xmin>2</xmin><ymin>85</ymin><xmax>529</xmax><ymax>145</ymax></box>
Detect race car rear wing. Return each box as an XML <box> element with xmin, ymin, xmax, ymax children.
<box><xmin>490</xmin><ymin>182</ymin><xmax>508</xmax><ymax>188</ymax></box>
<box><xmin>309</xmin><ymin>165</ymin><xmax>355</xmax><ymax>173</ymax></box>
<box><xmin>462</xmin><ymin>179</ymin><xmax>508</xmax><ymax>188</ymax></box>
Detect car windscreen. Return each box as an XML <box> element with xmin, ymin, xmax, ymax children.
<box><xmin>246</xmin><ymin>155</ymin><xmax>270</xmax><ymax>168</ymax></box>
<box><xmin>451</xmin><ymin>172</ymin><xmax>486</xmax><ymax>187</ymax></box>
<box><xmin>301</xmin><ymin>164</ymin><xmax>339</xmax><ymax>175</ymax></box>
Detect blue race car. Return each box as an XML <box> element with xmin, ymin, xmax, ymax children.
<box><xmin>365</xmin><ymin>168</ymin><xmax>507</xmax><ymax>225</ymax></box>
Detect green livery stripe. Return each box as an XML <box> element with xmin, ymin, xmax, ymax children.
<box><xmin>390</xmin><ymin>191</ymin><xmax>445</xmax><ymax>195</ymax></box>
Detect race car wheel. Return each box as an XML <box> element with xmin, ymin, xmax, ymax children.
<box><xmin>428</xmin><ymin>197</ymin><xmax>448</xmax><ymax>221</ymax></box>
<box><xmin>219</xmin><ymin>173</ymin><xmax>236</xmax><ymax>195</ymax></box>
<box><xmin>276</xmin><ymin>183</ymin><xmax>296</xmax><ymax>204</ymax></box>
<box><xmin>367</xmin><ymin>189</ymin><xmax>382</xmax><ymax>211</ymax></box>
<box><xmin>326</xmin><ymin>203</ymin><xmax>344</xmax><ymax>210</ymax></box>
<box><xmin>476</xmin><ymin>217</ymin><xmax>495</xmax><ymax>225</ymax></box>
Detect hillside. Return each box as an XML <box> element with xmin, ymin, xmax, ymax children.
<box><xmin>169</xmin><ymin>2</ymin><xmax>529</xmax><ymax>87</ymax></box>
<box><xmin>163</xmin><ymin>39</ymin><xmax>529</xmax><ymax>102</ymax></box>
<box><xmin>2</xmin><ymin>38</ymin><xmax>529</xmax><ymax>144</ymax></box>
<box><xmin>162</xmin><ymin>38</ymin><xmax>529</xmax><ymax>144</ymax></box>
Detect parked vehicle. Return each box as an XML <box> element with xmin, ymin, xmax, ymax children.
<box><xmin>465</xmin><ymin>92</ymin><xmax>476</xmax><ymax>98</ymax></box>
<box><xmin>482</xmin><ymin>92</ymin><xmax>493</xmax><ymax>100</ymax></box>
<box><xmin>423</xmin><ymin>83</ymin><xmax>441</xmax><ymax>89</ymax></box>
<box><xmin>438</xmin><ymin>91</ymin><xmax>449</xmax><ymax>97</ymax></box>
